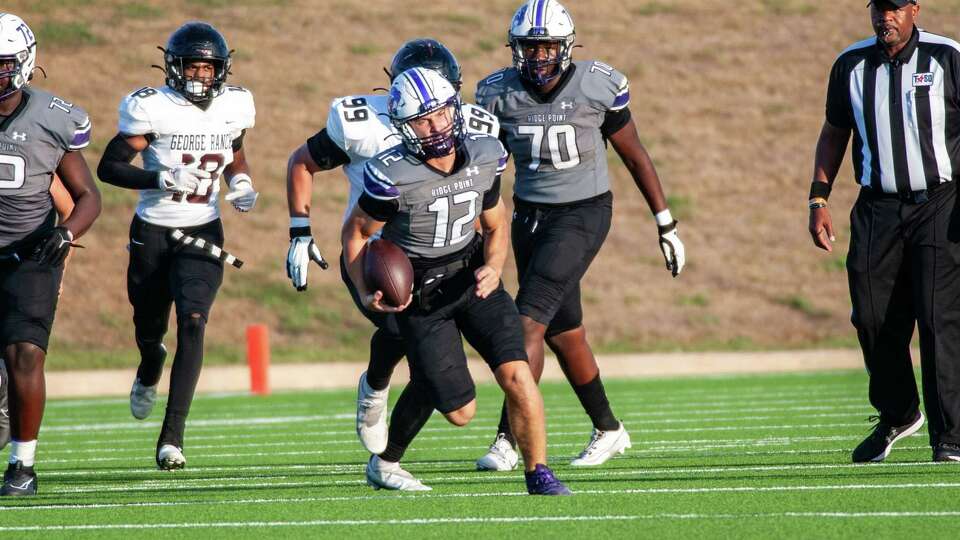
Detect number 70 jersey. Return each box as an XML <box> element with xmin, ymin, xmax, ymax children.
<box><xmin>476</xmin><ymin>60</ymin><xmax>630</xmax><ymax>205</ymax></box>
<box><xmin>117</xmin><ymin>85</ymin><xmax>256</xmax><ymax>228</ymax></box>
<box><xmin>326</xmin><ymin>93</ymin><xmax>500</xmax><ymax>222</ymax></box>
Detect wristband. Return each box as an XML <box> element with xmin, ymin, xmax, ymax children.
<box><xmin>228</xmin><ymin>173</ymin><xmax>253</xmax><ymax>189</ymax></box>
<box><xmin>290</xmin><ymin>217</ymin><xmax>311</xmax><ymax>239</ymax></box>
<box><xmin>809</xmin><ymin>181</ymin><xmax>832</xmax><ymax>200</ymax></box>
<box><xmin>654</xmin><ymin>208</ymin><xmax>674</xmax><ymax>227</ymax></box>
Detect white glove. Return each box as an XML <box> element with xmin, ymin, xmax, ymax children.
<box><xmin>225</xmin><ymin>174</ymin><xmax>259</xmax><ymax>212</ymax></box>
<box><xmin>658</xmin><ymin>220</ymin><xmax>685</xmax><ymax>277</ymax></box>
<box><xmin>286</xmin><ymin>222</ymin><xmax>329</xmax><ymax>291</ymax></box>
<box><xmin>158</xmin><ymin>166</ymin><xmax>210</xmax><ymax>194</ymax></box>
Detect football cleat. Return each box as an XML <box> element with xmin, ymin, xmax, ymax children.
<box><xmin>525</xmin><ymin>464</ymin><xmax>572</xmax><ymax>495</ymax></box>
<box><xmin>365</xmin><ymin>455</ymin><xmax>431</xmax><ymax>491</ymax></box>
<box><xmin>570</xmin><ymin>421</ymin><xmax>632</xmax><ymax>467</ymax></box>
<box><xmin>852</xmin><ymin>411</ymin><xmax>924</xmax><ymax>463</ymax></box>
<box><xmin>356</xmin><ymin>372</ymin><xmax>389</xmax><ymax>454</ymax></box>
<box><xmin>130</xmin><ymin>377</ymin><xmax>158</xmax><ymax>420</ymax></box>
<box><xmin>157</xmin><ymin>444</ymin><xmax>186</xmax><ymax>470</ymax></box>
<box><xmin>1</xmin><ymin>461</ymin><xmax>37</xmax><ymax>496</ymax></box>
<box><xmin>476</xmin><ymin>433</ymin><xmax>519</xmax><ymax>471</ymax></box>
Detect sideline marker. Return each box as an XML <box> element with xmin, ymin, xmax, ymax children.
<box><xmin>246</xmin><ymin>324</ymin><xmax>270</xmax><ymax>395</ymax></box>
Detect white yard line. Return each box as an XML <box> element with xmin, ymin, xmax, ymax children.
<box><xmin>1</xmin><ymin>511</ymin><xmax>957</xmax><ymax>531</ymax></box>
<box><xmin>3</xmin><ymin>482</ymin><xmax>960</xmax><ymax>513</ymax></box>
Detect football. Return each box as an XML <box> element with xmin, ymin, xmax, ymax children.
<box><xmin>363</xmin><ymin>239</ymin><xmax>414</xmax><ymax>308</ymax></box>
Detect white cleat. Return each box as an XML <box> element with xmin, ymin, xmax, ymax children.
<box><xmin>365</xmin><ymin>455</ymin><xmax>431</xmax><ymax>491</ymax></box>
<box><xmin>157</xmin><ymin>444</ymin><xmax>186</xmax><ymax>471</ymax></box>
<box><xmin>570</xmin><ymin>421</ymin><xmax>632</xmax><ymax>467</ymax></box>
<box><xmin>130</xmin><ymin>378</ymin><xmax>158</xmax><ymax>420</ymax></box>
<box><xmin>476</xmin><ymin>433</ymin><xmax>519</xmax><ymax>471</ymax></box>
<box><xmin>356</xmin><ymin>372</ymin><xmax>389</xmax><ymax>454</ymax></box>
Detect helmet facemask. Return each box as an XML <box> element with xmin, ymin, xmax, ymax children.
<box><xmin>510</xmin><ymin>35</ymin><xmax>573</xmax><ymax>86</ymax></box>
<box><xmin>165</xmin><ymin>54</ymin><xmax>230</xmax><ymax>102</ymax></box>
<box><xmin>393</xmin><ymin>97</ymin><xmax>464</xmax><ymax>159</ymax></box>
<box><xmin>0</xmin><ymin>47</ymin><xmax>35</xmax><ymax>102</ymax></box>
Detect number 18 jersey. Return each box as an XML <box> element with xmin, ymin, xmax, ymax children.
<box><xmin>476</xmin><ymin>61</ymin><xmax>630</xmax><ymax>205</ymax></box>
<box><xmin>117</xmin><ymin>85</ymin><xmax>256</xmax><ymax>228</ymax></box>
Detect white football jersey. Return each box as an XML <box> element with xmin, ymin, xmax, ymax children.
<box><xmin>325</xmin><ymin>94</ymin><xmax>500</xmax><ymax>222</ymax></box>
<box><xmin>118</xmin><ymin>85</ymin><xmax>256</xmax><ymax>228</ymax></box>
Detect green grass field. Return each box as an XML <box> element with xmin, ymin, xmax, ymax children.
<box><xmin>0</xmin><ymin>370</ymin><xmax>957</xmax><ymax>538</ymax></box>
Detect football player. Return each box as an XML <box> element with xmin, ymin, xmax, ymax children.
<box><xmin>0</xmin><ymin>175</ymin><xmax>76</xmax><ymax>454</ymax></box>
<box><xmin>343</xmin><ymin>67</ymin><xmax>569</xmax><ymax>495</ymax></box>
<box><xmin>0</xmin><ymin>13</ymin><xmax>102</xmax><ymax>495</ymax></box>
<box><xmin>473</xmin><ymin>0</ymin><xmax>686</xmax><ymax>470</ymax></box>
<box><xmin>285</xmin><ymin>39</ymin><xmax>499</xmax><ymax>454</ymax></box>
<box><xmin>96</xmin><ymin>22</ymin><xmax>257</xmax><ymax>470</ymax></box>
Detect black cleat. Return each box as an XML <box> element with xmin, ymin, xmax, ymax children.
<box><xmin>852</xmin><ymin>411</ymin><xmax>924</xmax><ymax>463</ymax></box>
<box><xmin>1</xmin><ymin>461</ymin><xmax>37</xmax><ymax>496</ymax></box>
<box><xmin>933</xmin><ymin>442</ymin><xmax>960</xmax><ymax>463</ymax></box>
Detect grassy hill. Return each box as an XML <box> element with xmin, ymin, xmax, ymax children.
<box><xmin>8</xmin><ymin>0</ymin><xmax>960</xmax><ymax>369</ymax></box>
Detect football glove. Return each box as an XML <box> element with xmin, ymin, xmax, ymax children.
<box><xmin>158</xmin><ymin>166</ymin><xmax>210</xmax><ymax>194</ymax></box>
<box><xmin>36</xmin><ymin>226</ymin><xmax>76</xmax><ymax>267</ymax></box>
<box><xmin>287</xmin><ymin>226</ymin><xmax>329</xmax><ymax>291</ymax></box>
<box><xmin>225</xmin><ymin>174</ymin><xmax>259</xmax><ymax>212</ymax></box>
<box><xmin>658</xmin><ymin>220</ymin><xmax>685</xmax><ymax>277</ymax></box>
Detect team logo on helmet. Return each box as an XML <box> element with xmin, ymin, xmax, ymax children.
<box><xmin>508</xmin><ymin>0</ymin><xmax>576</xmax><ymax>86</ymax></box>
<box><xmin>0</xmin><ymin>13</ymin><xmax>37</xmax><ymax>102</ymax></box>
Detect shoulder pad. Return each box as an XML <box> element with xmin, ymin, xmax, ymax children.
<box><xmin>462</xmin><ymin>102</ymin><xmax>500</xmax><ymax>137</ymax></box>
<box><xmin>578</xmin><ymin>60</ymin><xmax>630</xmax><ymax>111</ymax></box>
<box><xmin>118</xmin><ymin>87</ymin><xmax>160</xmax><ymax>136</ymax></box>
<box><xmin>362</xmin><ymin>154</ymin><xmax>401</xmax><ymax>201</ymax></box>
<box><xmin>36</xmin><ymin>90</ymin><xmax>92</xmax><ymax>151</ymax></box>
<box><xmin>222</xmin><ymin>85</ymin><xmax>256</xmax><ymax>131</ymax></box>
<box><xmin>326</xmin><ymin>94</ymin><xmax>390</xmax><ymax>157</ymax></box>
<box><xmin>475</xmin><ymin>68</ymin><xmax>515</xmax><ymax>111</ymax></box>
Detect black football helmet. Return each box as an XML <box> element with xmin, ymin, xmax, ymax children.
<box><xmin>388</xmin><ymin>39</ymin><xmax>462</xmax><ymax>91</ymax></box>
<box><xmin>161</xmin><ymin>22</ymin><xmax>231</xmax><ymax>102</ymax></box>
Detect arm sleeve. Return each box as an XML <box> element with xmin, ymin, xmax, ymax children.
<box><xmin>306</xmin><ymin>128</ymin><xmax>351</xmax><ymax>170</ymax></box>
<box><xmin>96</xmin><ymin>134</ymin><xmax>159</xmax><ymax>190</ymax></box>
<box><xmin>232</xmin><ymin>129</ymin><xmax>246</xmax><ymax>152</ymax></box>
<box><xmin>600</xmin><ymin>106</ymin><xmax>632</xmax><ymax>139</ymax></box>
<box><xmin>482</xmin><ymin>175</ymin><xmax>502</xmax><ymax>210</ymax></box>
<box><xmin>825</xmin><ymin>57</ymin><xmax>853</xmax><ymax>129</ymax></box>
<box><xmin>358</xmin><ymin>193</ymin><xmax>399</xmax><ymax>222</ymax></box>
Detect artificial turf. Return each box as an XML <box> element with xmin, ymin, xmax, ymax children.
<box><xmin>0</xmin><ymin>370</ymin><xmax>956</xmax><ymax>538</ymax></box>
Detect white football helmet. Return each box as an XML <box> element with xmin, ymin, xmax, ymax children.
<box><xmin>508</xmin><ymin>0</ymin><xmax>576</xmax><ymax>85</ymax></box>
<box><xmin>388</xmin><ymin>67</ymin><xmax>464</xmax><ymax>158</ymax></box>
<box><xmin>0</xmin><ymin>13</ymin><xmax>37</xmax><ymax>101</ymax></box>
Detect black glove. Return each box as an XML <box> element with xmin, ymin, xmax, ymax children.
<box><xmin>36</xmin><ymin>226</ymin><xmax>75</xmax><ymax>266</ymax></box>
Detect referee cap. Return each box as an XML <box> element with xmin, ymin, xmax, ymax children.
<box><xmin>867</xmin><ymin>0</ymin><xmax>917</xmax><ymax>6</ymax></box>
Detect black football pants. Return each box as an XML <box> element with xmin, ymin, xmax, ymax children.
<box><xmin>848</xmin><ymin>183</ymin><xmax>960</xmax><ymax>446</ymax></box>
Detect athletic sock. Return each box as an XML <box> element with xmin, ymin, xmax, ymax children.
<box><xmin>366</xmin><ymin>328</ymin><xmax>405</xmax><ymax>391</ymax></box>
<box><xmin>159</xmin><ymin>314</ymin><xmax>206</xmax><ymax>449</ymax></box>
<box><xmin>573</xmin><ymin>375</ymin><xmax>619</xmax><ymax>431</ymax></box>
<box><xmin>378</xmin><ymin>381</ymin><xmax>433</xmax><ymax>463</ymax></box>
<box><xmin>135</xmin><ymin>335</ymin><xmax>167</xmax><ymax>387</ymax></box>
<box><xmin>495</xmin><ymin>401</ymin><xmax>517</xmax><ymax>447</ymax></box>
<box><xmin>9</xmin><ymin>439</ymin><xmax>37</xmax><ymax>467</ymax></box>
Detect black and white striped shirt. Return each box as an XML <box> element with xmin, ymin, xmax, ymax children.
<box><xmin>826</xmin><ymin>28</ymin><xmax>960</xmax><ymax>194</ymax></box>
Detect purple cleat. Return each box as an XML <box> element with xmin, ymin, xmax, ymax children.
<box><xmin>525</xmin><ymin>464</ymin><xmax>572</xmax><ymax>495</ymax></box>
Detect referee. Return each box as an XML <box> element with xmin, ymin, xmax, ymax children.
<box><xmin>810</xmin><ymin>0</ymin><xmax>960</xmax><ymax>463</ymax></box>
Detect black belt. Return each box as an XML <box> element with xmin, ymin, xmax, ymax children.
<box><xmin>861</xmin><ymin>181</ymin><xmax>949</xmax><ymax>204</ymax></box>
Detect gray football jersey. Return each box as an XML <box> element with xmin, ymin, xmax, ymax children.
<box><xmin>0</xmin><ymin>87</ymin><xmax>91</xmax><ymax>249</ymax></box>
<box><xmin>363</xmin><ymin>135</ymin><xmax>508</xmax><ymax>261</ymax></box>
<box><xmin>476</xmin><ymin>60</ymin><xmax>630</xmax><ymax>204</ymax></box>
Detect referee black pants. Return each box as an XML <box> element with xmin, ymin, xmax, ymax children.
<box><xmin>848</xmin><ymin>183</ymin><xmax>960</xmax><ymax>446</ymax></box>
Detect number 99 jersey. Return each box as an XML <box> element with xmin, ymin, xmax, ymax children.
<box><xmin>117</xmin><ymin>85</ymin><xmax>256</xmax><ymax>228</ymax></box>
<box><xmin>476</xmin><ymin>60</ymin><xmax>629</xmax><ymax>205</ymax></box>
<box><xmin>325</xmin><ymin>93</ymin><xmax>500</xmax><ymax>222</ymax></box>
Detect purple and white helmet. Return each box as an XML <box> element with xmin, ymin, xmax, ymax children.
<box><xmin>388</xmin><ymin>67</ymin><xmax>464</xmax><ymax>159</ymax></box>
<box><xmin>0</xmin><ymin>13</ymin><xmax>36</xmax><ymax>102</ymax></box>
<box><xmin>508</xmin><ymin>0</ymin><xmax>576</xmax><ymax>85</ymax></box>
